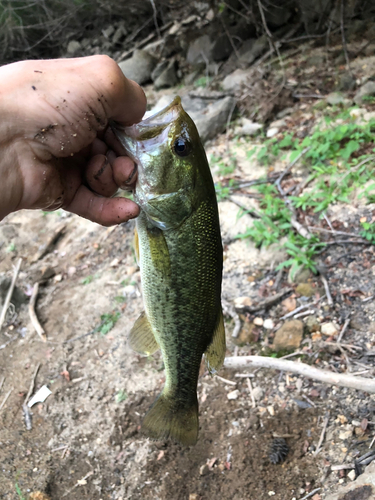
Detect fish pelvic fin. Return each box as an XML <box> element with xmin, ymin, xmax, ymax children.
<box><xmin>133</xmin><ymin>227</ymin><xmax>140</xmax><ymax>265</ymax></box>
<box><xmin>129</xmin><ymin>311</ymin><xmax>159</xmax><ymax>356</ymax></box>
<box><xmin>205</xmin><ymin>307</ymin><xmax>226</xmax><ymax>373</ymax></box>
<box><xmin>142</xmin><ymin>391</ymin><xmax>199</xmax><ymax>446</ymax></box>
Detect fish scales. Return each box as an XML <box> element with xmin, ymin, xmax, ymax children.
<box><xmin>112</xmin><ymin>96</ymin><xmax>225</xmax><ymax>445</ymax></box>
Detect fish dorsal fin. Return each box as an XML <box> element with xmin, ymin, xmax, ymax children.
<box><xmin>129</xmin><ymin>311</ymin><xmax>159</xmax><ymax>355</ymax></box>
<box><xmin>204</xmin><ymin>307</ymin><xmax>226</xmax><ymax>373</ymax></box>
<box><xmin>133</xmin><ymin>227</ymin><xmax>140</xmax><ymax>265</ymax></box>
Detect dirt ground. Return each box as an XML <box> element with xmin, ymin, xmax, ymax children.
<box><xmin>1</xmin><ymin>43</ymin><xmax>375</xmax><ymax>500</ymax></box>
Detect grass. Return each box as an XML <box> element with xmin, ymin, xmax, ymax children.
<box><xmin>15</xmin><ymin>482</ymin><xmax>25</xmax><ymax>500</ymax></box>
<box><xmin>237</xmin><ymin>107</ymin><xmax>375</xmax><ymax>276</ymax></box>
<box><xmin>115</xmin><ymin>390</ymin><xmax>128</xmax><ymax>403</ymax></box>
<box><xmin>98</xmin><ymin>311</ymin><xmax>121</xmax><ymax>335</ymax></box>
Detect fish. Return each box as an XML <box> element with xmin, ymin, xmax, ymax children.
<box><xmin>112</xmin><ymin>96</ymin><xmax>225</xmax><ymax>446</ymax></box>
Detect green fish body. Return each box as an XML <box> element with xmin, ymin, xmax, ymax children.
<box><xmin>112</xmin><ymin>97</ymin><xmax>225</xmax><ymax>446</ymax></box>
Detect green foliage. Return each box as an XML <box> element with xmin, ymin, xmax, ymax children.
<box><xmin>360</xmin><ymin>221</ymin><xmax>375</xmax><ymax>243</ymax></box>
<box><xmin>115</xmin><ymin>390</ymin><xmax>128</xmax><ymax>403</ymax></box>
<box><xmin>194</xmin><ymin>76</ymin><xmax>211</xmax><ymax>88</ymax></box>
<box><xmin>6</xmin><ymin>242</ymin><xmax>16</xmax><ymax>253</ymax></box>
<box><xmin>240</xmin><ymin>108</ymin><xmax>375</xmax><ymax>275</ymax></box>
<box><xmin>81</xmin><ymin>275</ymin><xmax>94</xmax><ymax>285</ymax></box>
<box><xmin>15</xmin><ymin>483</ymin><xmax>25</xmax><ymax>500</ymax></box>
<box><xmin>99</xmin><ymin>311</ymin><xmax>121</xmax><ymax>335</ymax></box>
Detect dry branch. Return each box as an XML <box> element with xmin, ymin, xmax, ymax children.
<box><xmin>0</xmin><ymin>258</ymin><xmax>22</xmax><ymax>330</ymax></box>
<box><xmin>234</xmin><ymin>288</ymin><xmax>292</xmax><ymax>314</ymax></box>
<box><xmin>29</xmin><ymin>282</ymin><xmax>47</xmax><ymax>342</ymax></box>
<box><xmin>224</xmin><ymin>356</ymin><xmax>375</xmax><ymax>393</ymax></box>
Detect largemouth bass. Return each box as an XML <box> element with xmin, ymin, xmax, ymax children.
<box><xmin>112</xmin><ymin>96</ymin><xmax>225</xmax><ymax>446</ymax></box>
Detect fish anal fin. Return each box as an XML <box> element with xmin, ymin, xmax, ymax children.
<box><xmin>142</xmin><ymin>391</ymin><xmax>198</xmax><ymax>446</ymax></box>
<box><xmin>129</xmin><ymin>311</ymin><xmax>159</xmax><ymax>356</ymax></box>
<box><xmin>204</xmin><ymin>307</ymin><xmax>226</xmax><ymax>373</ymax></box>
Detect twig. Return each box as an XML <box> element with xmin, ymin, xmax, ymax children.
<box><xmin>224</xmin><ymin>356</ymin><xmax>375</xmax><ymax>393</ymax></box>
<box><xmin>275</xmin><ymin>147</ymin><xmax>311</xmax><ymax>195</ymax></box>
<box><xmin>294</xmin><ymin>310</ymin><xmax>315</xmax><ymax>319</ymax></box>
<box><xmin>293</xmin><ymin>93</ymin><xmax>326</xmax><ymax>100</ymax></box>
<box><xmin>0</xmin><ymin>388</ymin><xmax>12</xmax><ymax>412</ymax></box>
<box><xmin>369</xmin><ymin>435</ymin><xmax>375</xmax><ymax>449</ymax></box>
<box><xmin>247</xmin><ymin>377</ymin><xmax>256</xmax><ymax>408</ymax></box>
<box><xmin>220</xmin><ymin>16</ymin><xmax>240</xmax><ymax>60</ymax></box>
<box><xmin>148</xmin><ymin>0</ymin><xmax>161</xmax><ymax>39</ymax></box>
<box><xmin>228</xmin><ymin>196</ymin><xmax>262</xmax><ymax>219</ymax></box>
<box><xmin>279</xmin><ymin>297</ymin><xmax>325</xmax><ymax>320</ymax></box>
<box><xmin>235</xmin><ymin>288</ymin><xmax>293</xmax><ymax>314</ymax></box>
<box><xmin>28</xmin><ymin>282</ymin><xmax>46</xmax><ymax>342</ymax></box>
<box><xmin>215</xmin><ymin>374</ymin><xmax>237</xmax><ymax>386</ymax></box>
<box><xmin>314</xmin><ymin>411</ymin><xmax>330</xmax><ymax>456</ymax></box>
<box><xmin>337</xmin><ymin>317</ymin><xmax>351</xmax><ymax>344</ymax></box>
<box><xmin>222</xmin><ymin>299</ymin><xmax>242</xmax><ymax>339</ymax></box>
<box><xmin>0</xmin><ymin>377</ymin><xmax>4</xmax><ymax>393</ymax></box>
<box><xmin>320</xmin><ymin>275</ymin><xmax>333</xmax><ymax>306</ymax></box>
<box><xmin>0</xmin><ymin>258</ymin><xmax>22</xmax><ymax>330</ymax></box>
<box><xmin>299</xmin><ymin>488</ymin><xmax>321</xmax><ymax>500</ymax></box>
<box><xmin>340</xmin><ymin>0</ymin><xmax>350</xmax><ymax>71</ymax></box>
<box><xmin>23</xmin><ymin>363</ymin><xmax>41</xmax><ymax>430</ymax></box>
<box><xmin>32</xmin><ymin>223</ymin><xmax>66</xmax><ymax>262</ymax></box>
<box><xmin>234</xmin><ymin>373</ymin><xmax>255</xmax><ymax>378</ymax></box>
<box><xmin>362</xmin><ymin>295</ymin><xmax>374</xmax><ymax>303</ymax></box>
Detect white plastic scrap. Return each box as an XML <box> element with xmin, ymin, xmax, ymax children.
<box><xmin>27</xmin><ymin>385</ymin><xmax>52</xmax><ymax>408</ymax></box>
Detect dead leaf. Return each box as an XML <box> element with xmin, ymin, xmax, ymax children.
<box><xmin>360</xmin><ymin>418</ymin><xmax>368</xmax><ymax>431</ymax></box>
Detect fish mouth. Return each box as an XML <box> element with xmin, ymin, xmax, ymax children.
<box><xmin>111</xmin><ymin>96</ymin><xmax>182</xmax><ymax>160</ymax></box>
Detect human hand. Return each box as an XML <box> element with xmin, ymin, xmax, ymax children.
<box><xmin>0</xmin><ymin>55</ymin><xmax>146</xmax><ymax>226</ymax></box>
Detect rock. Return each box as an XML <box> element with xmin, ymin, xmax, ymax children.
<box><xmin>337</xmin><ymin>73</ymin><xmax>356</xmax><ymax>91</ymax></box>
<box><xmin>273</xmin><ymin>320</ymin><xmax>303</xmax><ymax>351</ymax></box>
<box><xmin>252</xmin><ymin>386</ymin><xmax>263</xmax><ymax>401</ymax></box>
<box><xmin>263</xmin><ymin>319</ymin><xmax>274</xmax><ymax>330</ymax></box>
<box><xmin>237</xmin><ymin>322</ymin><xmax>256</xmax><ymax>344</ymax></box>
<box><xmin>66</xmin><ymin>40</ymin><xmax>81</xmax><ymax>55</ymax></box>
<box><xmin>338</xmin><ymin>426</ymin><xmax>353</xmax><ymax>441</ymax></box>
<box><xmin>265</xmin><ymin>4</ymin><xmax>292</xmax><ymax>28</ymax></box>
<box><xmin>186</xmin><ymin>35</ymin><xmax>212</xmax><ymax>64</ymax></box>
<box><xmin>0</xmin><ymin>276</ymin><xmax>27</xmax><ymax>309</ymax></box>
<box><xmin>190</xmin><ymin>96</ymin><xmax>236</xmax><ymax>143</ymax></box>
<box><xmin>305</xmin><ymin>315</ymin><xmax>320</xmax><ymax>333</ymax></box>
<box><xmin>238</xmin><ymin>35</ymin><xmax>268</xmax><ymax>66</ymax></box>
<box><xmin>364</xmin><ymin>43</ymin><xmax>375</xmax><ymax>57</ymax></box>
<box><xmin>347</xmin><ymin>469</ymin><xmax>356</xmax><ymax>481</ymax></box>
<box><xmin>354</xmin><ymin>81</ymin><xmax>375</xmax><ymax>105</ymax></box>
<box><xmin>321</xmin><ymin>322</ymin><xmax>338</xmax><ymax>336</ymax></box>
<box><xmin>227</xmin><ymin>389</ymin><xmax>240</xmax><ymax>400</ymax></box>
<box><xmin>296</xmin><ymin>283</ymin><xmax>314</xmax><ymax>297</ymax></box>
<box><xmin>288</xmin><ymin>266</ymin><xmax>311</xmax><ymax>284</ymax></box>
<box><xmin>235</xmin><ymin>118</ymin><xmax>263</xmax><ymax>136</ymax></box>
<box><xmin>222</xmin><ymin>68</ymin><xmax>250</xmax><ymax>92</ymax></box>
<box><xmin>118</xmin><ymin>50</ymin><xmax>157</xmax><ymax>85</ymax></box>
<box><xmin>153</xmin><ymin>61</ymin><xmax>178</xmax><ymax>89</ymax></box>
<box><xmin>324</xmin><ymin>461</ymin><xmax>375</xmax><ymax>500</ymax></box>
<box><xmin>102</xmin><ymin>26</ymin><xmax>115</xmax><ymax>39</ymax></box>
<box><xmin>234</xmin><ymin>296</ymin><xmax>252</xmax><ymax>309</ymax></box>
<box><xmin>199</xmin><ymin>463</ymin><xmax>210</xmax><ymax>476</ymax></box>
<box><xmin>184</xmin><ymin>69</ymin><xmax>202</xmax><ymax>85</ymax></box>
<box><xmin>326</xmin><ymin>92</ymin><xmax>345</xmax><ymax>106</ymax></box>
<box><xmin>266</xmin><ymin>127</ymin><xmax>279</xmax><ymax>138</ymax></box>
<box><xmin>112</xmin><ymin>26</ymin><xmax>127</xmax><ymax>45</ymax></box>
<box><xmin>151</xmin><ymin>61</ymin><xmax>168</xmax><ymax>81</ymax></box>
<box><xmin>253</xmin><ymin>317</ymin><xmax>264</xmax><ymax>326</ymax></box>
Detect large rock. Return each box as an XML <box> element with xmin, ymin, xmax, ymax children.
<box><xmin>264</xmin><ymin>2</ymin><xmax>292</xmax><ymax>28</ymax></box>
<box><xmin>238</xmin><ymin>35</ymin><xmax>268</xmax><ymax>66</ymax></box>
<box><xmin>118</xmin><ymin>50</ymin><xmax>157</xmax><ymax>85</ymax></box>
<box><xmin>153</xmin><ymin>61</ymin><xmax>178</xmax><ymax>90</ymax></box>
<box><xmin>189</xmin><ymin>96</ymin><xmax>236</xmax><ymax>143</ymax></box>
<box><xmin>273</xmin><ymin>320</ymin><xmax>303</xmax><ymax>351</ymax></box>
<box><xmin>222</xmin><ymin>68</ymin><xmax>251</xmax><ymax>92</ymax></box>
<box><xmin>210</xmin><ymin>34</ymin><xmax>233</xmax><ymax>61</ymax></box>
<box><xmin>186</xmin><ymin>35</ymin><xmax>213</xmax><ymax>64</ymax></box>
<box><xmin>354</xmin><ymin>81</ymin><xmax>375</xmax><ymax>105</ymax></box>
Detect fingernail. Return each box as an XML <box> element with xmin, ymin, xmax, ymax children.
<box><xmin>93</xmin><ymin>157</ymin><xmax>109</xmax><ymax>180</ymax></box>
<box><xmin>123</xmin><ymin>163</ymin><xmax>137</xmax><ymax>185</ymax></box>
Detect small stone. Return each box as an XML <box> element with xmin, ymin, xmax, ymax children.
<box><xmin>326</xmin><ymin>92</ymin><xmax>345</xmax><ymax>106</ymax></box>
<box><xmin>263</xmin><ymin>319</ymin><xmax>274</xmax><ymax>330</ymax></box>
<box><xmin>252</xmin><ymin>386</ymin><xmax>264</xmax><ymax>401</ymax></box>
<box><xmin>253</xmin><ymin>317</ymin><xmax>264</xmax><ymax>326</ymax></box>
<box><xmin>305</xmin><ymin>315</ymin><xmax>320</xmax><ymax>333</ymax></box>
<box><xmin>347</xmin><ymin>469</ymin><xmax>356</xmax><ymax>481</ymax></box>
<box><xmin>54</xmin><ymin>274</ymin><xmax>63</xmax><ymax>282</ymax></box>
<box><xmin>102</xmin><ymin>26</ymin><xmax>115</xmax><ymax>38</ymax></box>
<box><xmin>267</xmin><ymin>405</ymin><xmax>275</xmax><ymax>416</ymax></box>
<box><xmin>338</xmin><ymin>426</ymin><xmax>353</xmax><ymax>440</ymax></box>
<box><xmin>199</xmin><ymin>464</ymin><xmax>209</xmax><ymax>476</ymax></box>
<box><xmin>354</xmin><ymin>81</ymin><xmax>375</xmax><ymax>105</ymax></box>
<box><xmin>296</xmin><ymin>283</ymin><xmax>314</xmax><ymax>297</ymax></box>
<box><xmin>321</xmin><ymin>322</ymin><xmax>338</xmax><ymax>336</ymax></box>
<box><xmin>266</xmin><ymin>127</ymin><xmax>279</xmax><ymax>138</ymax></box>
<box><xmin>237</xmin><ymin>322</ymin><xmax>256</xmax><ymax>344</ymax></box>
<box><xmin>273</xmin><ymin>320</ymin><xmax>303</xmax><ymax>351</ymax></box>
<box><xmin>67</xmin><ymin>40</ymin><xmax>81</xmax><ymax>55</ymax></box>
<box><xmin>337</xmin><ymin>414</ymin><xmax>348</xmax><ymax>425</ymax></box>
<box><xmin>227</xmin><ymin>389</ymin><xmax>240</xmax><ymax>400</ymax></box>
<box><xmin>234</xmin><ymin>296</ymin><xmax>252</xmax><ymax>309</ymax></box>
<box><xmin>235</xmin><ymin>118</ymin><xmax>263</xmax><ymax>136</ymax></box>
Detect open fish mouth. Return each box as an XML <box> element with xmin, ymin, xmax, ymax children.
<box><xmin>111</xmin><ymin>97</ymin><xmax>182</xmax><ymax>160</ymax></box>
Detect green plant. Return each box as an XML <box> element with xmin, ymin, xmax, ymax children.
<box><xmin>360</xmin><ymin>221</ymin><xmax>375</xmax><ymax>243</ymax></box>
<box><xmin>99</xmin><ymin>311</ymin><xmax>121</xmax><ymax>335</ymax></box>
<box><xmin>115</xmin><ymin>390</ymin><xmax>128</xmax><ymax>403</ymax></box>
<box><xmin>6</xmin><ymin>242</ymin><xmax>16</xmax><ymax>253</ymax></box>
<box><xmin>81</xmin><ymin>275</ymin><xmax>94</xmax><ymax>285</ymax></box>
<box><xmin>194</xmin><ymin>76</ymin><xmax>210</xmax><ymax>88</ymax></box>
<box><xmin>15</xmin><ymin>482</ymin><xmax>25</xmax><ymax>500</ymax></box>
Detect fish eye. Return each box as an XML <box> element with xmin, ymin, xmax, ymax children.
<box><xmin>174</xmin><ymin>137</ymin><xmax>191</xmax><ymax>157</ymax></box>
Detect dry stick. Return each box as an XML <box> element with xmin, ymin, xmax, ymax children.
<box><xmin>340</xmin><ymin>0</ymin><xmax>350</xmax><ymax>72</ymax></box>
<box><xmin>320</xmin><ymin>275</ymin><xmax>333</xmax><ymax>306</ymax></box>
<box><xmin>235</xmin><ymin>288</ymin><xmax>293</xmax><ymax>314</ymax></box>
<box><xmin>215</xmin><ymin>374</ymin><xmax>237</xmax><ymax>386</ymax></box>
<box><xmin>222</xmin><ymin>299</ymin><xmax>242</xmax><ymax>339</ymax></box>
<box><xmin>337</xmin><ymin>317</ymin><xmax>351</xmax><ymax>344</ymax></box>
<box><xmin>223</xmin><ymin>356</ymin><xmax>375</xmax><ymax>393</ymax></box>
<box><xmin>362</xmin><ymin>295</ymin><xmax>375</xmax><ymax>303</ymax></box>
<box><xmin>314</xmin><ymin>411</ymin><xmax>330</xmax><ymax>456</ymax></box>
<box><xmin>23</xmin><ymin>362</ymin><xmax>41</xmax><ymax>431</ymax></box>
<box><xmin>0</xmin><ymin>388</ymin><xmax>12</xmax><ymax>412</ymax></box>
<box><xmin>279</xmin><ymin>296</ymin><xmax>325</xmax><ymax>320</ymax></box>
<box><xmin>247</xmin><ymin>377</ymin><xmax>256</xmax><ymax>408</ymax></box>
<box><xmin>148</xmin><ymin>0</ymin><xmax>161</xmax><ymax>39</ymax></box>
<box><xmin>0</xmin><ymin>258</ymin><xmax>22</xmax><ymax>330</ymax></box>
<box><xmin>299</xmin><ymin>488</ymin><xmax>322</xmax><ymax>500</ymax></box>
<box><xmin>228</xmin><ymin>196</ymin><xmax>262</xmax><ymax>219</ymax></box>
<box><xmin>0</xmin><ymin>377</ymin><xmax>5</xmax><ymax>393</ymax></box>
<box><xmin>29</xmin><ymin>282</ymin><xmax>46</xmax><ymax>342</ymax></box>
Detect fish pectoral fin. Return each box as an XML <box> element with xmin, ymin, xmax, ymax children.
<box><xmin>129</xmin><ymin>311</ymin><xmax>159</xmax><ymax>356</ymax></box>
<box><xmin>204</xmin><ymin>307</ymin><xmax>226</xmax><ymax>373</ymax></box>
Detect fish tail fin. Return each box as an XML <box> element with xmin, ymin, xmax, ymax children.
<box><xmin>142</xmin><ymin>391</ymin><xmax>199</xmax><ymax>446</ymax></box>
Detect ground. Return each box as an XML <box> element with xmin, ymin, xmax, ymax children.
<box><xmin>1</xmin><ymin>43</ymin><xmax>375</xmax><ymax>500</ymax></box>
